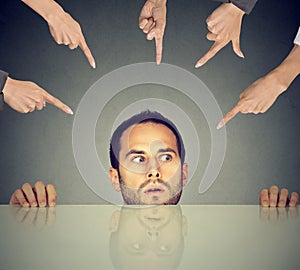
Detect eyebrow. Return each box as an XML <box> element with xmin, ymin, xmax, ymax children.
<box><xmin>125</xmin><ymin>150</ymin><xmax>146</xmax><ymax>158</ymax></box>
<box><xmin>125</xmin><ymin>148</ymin><xmax>177</xmax><ymax>158</ymax></box>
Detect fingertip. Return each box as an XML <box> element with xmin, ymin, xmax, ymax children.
<box><xmin>261</xmin><ymin>201</ymin><xmax>269</xmax><ymax>208</ymax></box>
<box><xmin>50</xmin><ymin>201</ymin><xmax>56</xmax><ymax>207</ymax></box>
<box><xmin>195</xmin><ymin>60</ymin><xmax>204</xmax><ymax>68</ymax></box>
<box><xmin>238</xmin><ymin>51</ymin><xmax>245</xmax><ymax>58</ymax></box>
<box><xmin>139</xmin><ymin>19</ymin><xmax>148</xmax><ymax>29</ymax></box>
<box><xmin>216</xmin><ymin>119</ymin><xmax>225</xmax><ymax>130</ymax></box>
<box><xmin>65</xmin><ymin>106</ymin><xmax>74</xmax><ymax>115</ymax></box>
<box><xmin>156</xmin><ymin>55</ymin><xmax>162</xmax><ymax>65</ymax></box>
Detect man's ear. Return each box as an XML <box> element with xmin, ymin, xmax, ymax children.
<box><xmin>182</xmin><ymin>163</ymin><xmax>188</xmax><ymax>187</ymax></box>
<box><xmin>109</xmin><ymin>167</ymin><xmax>121</xmax><ymax>192</ymax></box>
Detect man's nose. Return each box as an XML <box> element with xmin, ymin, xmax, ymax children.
<box><xmin>147</xmin><ymin>169</ymin><xmax>161</xmax><ymax>180</ymax></box>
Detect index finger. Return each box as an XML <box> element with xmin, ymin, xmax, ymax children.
<box><xmin>43</xmin><ymin>91</ymin><xmax>73</xmax><ymax>115</ymax></box>
<box><xmin>217</xmin><ymin>102</ymin><xmax>243</xmax><ymax>129</ymax></box>
<box><xmin>195</xmin><ymin>41</ymin><xmax>226</xmax><ymax>68</ymax></box>
<box><xmin>155</xmin><ymin>36</ymin><xmax>163</xmax><ymax>64</ymax></box>
<box><xmin>79</xmin><ymin>34</ymin><xmax>96</xmax><ymax>69</ymax></box>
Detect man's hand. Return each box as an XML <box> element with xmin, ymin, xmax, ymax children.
<box><xmin>2</xmin><ymin>77</ymin><xmax>73</xmax><ymax>114</ymax></box>
<box><xmin>11</xmin><ymin>207</ymin><xmax>56</xmax><ymax>229</ymax></box>
<box><xmin>260</xmin><ymin>185</ymin><xmax>299</xmax><ymax>208</ymax></box>
<box><xmin>22</xmin><ymin>0</ymin><xmax>95</xmax><ymax>68</ymax></box>
<box><xmin>217</xmin><ymin>44</ymin><xmax>300</xmax><ymax>129</ymax></box>
<box><xmin>139</xmin><ymin>0</ymin><xmax>167</xmax><ymax>64</ymax></box>
<box><xmin>195</xmin><ymin>3</ymin><xmax>245</xmax><ymax>68</ymax></box>
<box><xmin>46</xmin><ymin>7</ymin><xmax>96</xmax><ymax>68</ymax></box>
<box><xmin>217</xmin><ymin>73</ymin><xmax>285</xmax><ymax>129</ymax></box>
<box><xmin>9</xmin><ymin>181</ymin><xmax>57</xmax><ymax>207</ymax></box>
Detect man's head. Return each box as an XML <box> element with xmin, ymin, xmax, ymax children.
<box><xmin>109</xmin><ymin>205</ymin><xmax>186</xmax><ymax>270</ymax></box>
<box><xmin>109</xmin><ymin>111</ymin><xmax>188</xmax><ymax>205</ymax></box>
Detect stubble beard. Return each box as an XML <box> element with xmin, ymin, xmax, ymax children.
<box><xmin>118</xmin><ymin>175</ymin><xmax>183</xmax><ymax>205</ymax></box>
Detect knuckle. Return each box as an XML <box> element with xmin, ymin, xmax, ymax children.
<box><xmin>260</xmin><ymin>189</ymin><xmax>268</xmax><ymax>195</ymax></box>
<box><xmin>46</xmin><ymin>184</ymin><xmax>55</xmax><ymax>190</ymax></box>
<box><xmin>15</xmin><ymin>189</ymin><xmax>23</xmax><ymax>196</ymax></box>
<box><xmin>21</xmin><ymin>182</ymin><xmax>31</xmax><ymax>190</ymax></box>
<box><xmin>270</xmin><ymin>185</ymin><xmax>279</xmax><ymax>192</ymax></box>
<box><xmin>22</xmin><ymin>108</ymin><xmax>30</xmax><ymax>114</ymax></box>
<box><xmin>35</xmin><ymin>180</ymin><xmax>44</xmax><ymax>188</ymax></box>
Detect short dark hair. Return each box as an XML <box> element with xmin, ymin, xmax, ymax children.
<box><xmin>109</xmin><ymin>110</ymin><xmax>186</xmax><ymax>169</ymax></box>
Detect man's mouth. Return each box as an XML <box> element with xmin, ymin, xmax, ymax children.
<box><xmin>144</xmin><ymin>186</ymin><xmax>165</xmax><ymax>195</ymax></box>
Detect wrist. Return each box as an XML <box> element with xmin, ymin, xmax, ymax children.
<box><xmin>266</xmin><ymin>69</ymin><xmax>290</xmax><ymax>95</ymax></box>
<box><xmin>148</xmin><ymin>0</ymin><xmax>167</xmax><ymax>5</ymax></box>
<box><xmin>271</xmin><ymin>45</ymin><xmax>300</xmax><ymax>93</ymax></box>
<box><xmin>22</xmin><ymin>0</ymin><xmax>64</xmax><ymax>23</ymax></box>
<box><xmin>227</xmin><ymin>3</ymin><xmax>245</xmax><ymax>17</ymax></box>
<box><xmin>42</xmin><ymin>1</ymin><xmax>64</xmax><ymax>23</ymax></box>
<box><xmin>0</xmin><ymin>72</ymin><xmax>8</xmax><ymax>111</ymax></box>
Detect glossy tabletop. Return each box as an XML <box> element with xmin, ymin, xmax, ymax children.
<box><xmin>0</xmin><ymin>205</ymin><xmax>299</xmax><ymax>270</ymax></box>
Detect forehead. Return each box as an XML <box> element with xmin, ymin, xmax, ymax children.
<box><xmin>119</xmin><ymin>122</ymin><xmax>178</xmax><ymax>152</ymax></box>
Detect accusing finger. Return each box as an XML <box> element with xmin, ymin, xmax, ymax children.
<box><xmin>217</xmin><ymin>102</ymin><xmax>242</xmax><ymax>129</ymax></box>
<box><xmin>43</xmin><ymin>91</ymin><xmax>73</xmax><ymax>115</ymax></box>
<box><xmin>155</xmin><ymin>36</ymin><xmax>163</xmax><ymax>64</ymax></box>
<box><xmin>195</xmin><ymin>41</ymin><xmax>226</xmax><ymax>68</ymax></box>
<box><xmin>79</xmin><ymin>35</ymin><xmax>96</xmax><ymax>69</ymax></box>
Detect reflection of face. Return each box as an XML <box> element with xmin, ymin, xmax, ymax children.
<box><xmin>110</xmin><ymin>122</ymin><xmax>188</xmax><ymax>205</ymax></box>
<box><xmin>109</xmin><ymin>206</ymin><xmax>185</xmax><ymax>270</ymax></box>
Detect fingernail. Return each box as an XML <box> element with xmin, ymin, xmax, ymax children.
<box><xmin>217</xmin><ymin>120</ymin><xmax>224</xmax><ymax>130</ymax></box>
<box><xmin>195</xmin><ymin>62</ymin><xmax>203</xmax><ymax>68</ymax></box>
<box><xmin>50</xmin><ymin>201</ymin><xmax>56</xmax><ymax>207</ymax></box>
<box><xmin>261</xmin><ymin>200</ymin><xmax>269</xmax><ymax>207</ymax></box>
<box><xmin>31</xmin><ymin>202</ymin><xmax>37</xmax><ymax>207</ymax></box>
<box><xmin>40</xmin><ymin>201</ymin><xmax>46</xmax><ymax>207</ymax></box>
<box><xmin>91</xmin><ymin>61</ymin><xmax>96</xmax><ymax>69</ymax></box>
<box><xmin>23</xmin><ymin>202</ymin><xmax>29</xmax><ymax>207</ymax></box>
<box><xmin>66</xmin><ymin>107</ymin><xmax>74</xmax><ymax>115</ymax></box>
<box><xmin>289</xmin><ymin>200</ymin><xmax>295</xmax><ymax>206</ymax></box>
<box><xmin>270</xmin><ymin>201</ymin><xmax>276</xmax><ymax>207</ymax></box>
<box><xmin>149</xmin><ymin>31</ymin><xmax>155</xmax><ymax>37</ymax></box>
<box><xmin>240</xmin><ymin>52</ymin><xmax>245</xmax><ymax>58</ymax></box>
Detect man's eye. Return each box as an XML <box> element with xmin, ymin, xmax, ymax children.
<box><xmin>159</xmin><ymin>154</ymin><xmax>172</xmax><ymax>162</ymax></box>
<box><xmin>132</xmin><ymin>156</ymin><xmax>146</xmax><ymax>163</ymax></box>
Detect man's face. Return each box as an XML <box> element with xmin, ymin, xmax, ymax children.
<box><xmin>109</xmin><ymin>206</ymin><xmax>186</xmax><ymax>269</ymax></box>
<box><xmin>110</xmin><ymin>122</ymin><xmax>188</xmax><ymax>205</ymax></box>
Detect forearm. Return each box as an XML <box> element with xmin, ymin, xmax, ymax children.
<box><xmin>270</xmin><ymin>44</ymin><xmax>300</xmax><ymax>93</ymax></box>
<box><xmin>0</xmin><ymin>70</ymin><xmax>8</xmax><ymax>111</ymax></box>
<box><xmin>21</xmin><ymin>0</ymin><xmax>63</xmax><ymax>22</ymax></box>
<box><xmin>213</xmin><ymin>0</ymin><xmax>257</xmax><ymax>14</ymax></box>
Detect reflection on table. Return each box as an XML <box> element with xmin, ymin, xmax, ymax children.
<box><xmin>0</xmin><ymin>205</ymin><xmax>299</xmax><ymax>270</ymax></box>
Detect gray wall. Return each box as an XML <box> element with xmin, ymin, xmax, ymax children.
<box><xmin>0</xmin><ymin>0</ymin><xmax>299</xmax><ymax>204</ymax></box>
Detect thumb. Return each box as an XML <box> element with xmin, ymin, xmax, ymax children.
<box><xmin>232</xmin><ymin>38</ymin><xmax>245</xmax><ymax>58</ymax></box>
